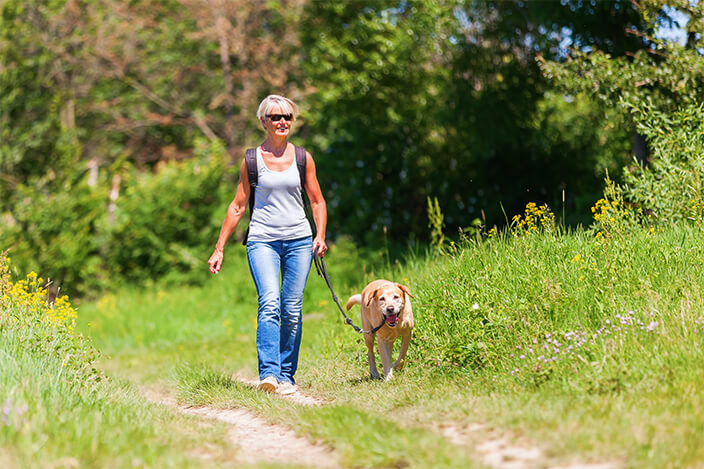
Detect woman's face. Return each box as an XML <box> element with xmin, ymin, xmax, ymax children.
<box><xmin>262</xmin><ymin>104</ymin><xmax>293</xmax><ymax>138</ymax></box>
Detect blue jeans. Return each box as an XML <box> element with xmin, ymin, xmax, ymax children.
<box><xmin>246</xmin><ymin>236</ymin><xmax>313</xmax><ymax>384</ymax></box>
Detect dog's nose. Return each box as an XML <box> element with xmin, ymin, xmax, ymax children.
<box><xmin>386</xmin><ymin>306</ymin><xmax>395</xmax><ymax>313</ymax></box>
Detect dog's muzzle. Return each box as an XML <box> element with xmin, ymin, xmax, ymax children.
<box><xmin>384</xmin><ymin>308</ymin><xmax>400</xmax><ymax>328</ymax></box>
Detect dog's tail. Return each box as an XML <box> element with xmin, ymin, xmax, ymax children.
<box><xmin>345</xmin><ymin>294</ymin><xmax>362</xmax><ymax>311</ymax></box>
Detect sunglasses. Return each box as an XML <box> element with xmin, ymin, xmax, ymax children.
<box><xmin>267</xmin><ymin>113</ymin><xmax>293</xmax><ymax>122</ymax></box>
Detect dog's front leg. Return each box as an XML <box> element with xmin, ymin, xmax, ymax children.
<box><xmin>377</xmin><ymin>337</ymin><xmax>394</xmax><ymax>381</ymax></box>
<box><xmin>393</xmin><ymin>332</ymin><xmax>411</xmax><ymax>372</ymax></box>
<box><xmin>364</xmin><ymin>333</ymin><xmax>380</xmax><ymax>380</ymax></box>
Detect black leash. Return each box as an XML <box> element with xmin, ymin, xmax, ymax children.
<box><xmin>312</xmin><ymin>247</ymin><xmax>385</xmax><ymax>335</ymax></box>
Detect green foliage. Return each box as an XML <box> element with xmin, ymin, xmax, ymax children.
<box><xmin>541</xmin><ymin>1</ymin><xmax>704</xmax><ymax>228</ymax></box>
<box><xmin>617</xmin><ymin>102</ymin><xmax>704</xmax><ymax>223</ymax></box>
<box><xmin>104</xmin><ymin>142</ymin><xmax>234</xmax><ymax>286</ymax></box>
<box><xmin>0</xmin><ymin>0</ymin><xmax>83</xmax><ymax>211</ymax></box>
<box><xmin>0</xmin><ymin>0</ymin><xmax>673</xmax><ymax>293</ymax></box>
<box><xmin>300</xmin><ymin>1</ymin><xmax>451</xmax><ymax>244</ymax></box>
<box><xmin>0</xmin><ymin>253</ymin><xmax>99</xmax><ymax>385</ymax></box>
<box><xmin>0</xmin><ymin>0</ymin><xmax>303</xmax><ymax>295</ymax></box>
<box><xmin>0</xmin><ymin>139</ymin><xmax>234</xmax><ymax>296</ymax></box>
<box><xmin>1</xmin><ymin>177</ymin><xmax>106</xmax><ymax>293</ymax></box>
<box><xmin>0</xmin><ymin>255</ymin><xmax>231</xmax><ymax>467</ymax></box>
<box><xmin>540</xmin><ymin>1</ymin><xmax>704</xmax><ymax>113</ymax></box>
<box><xmin>1</xmin><ymin>0</ymin><xmax>306</xmax><ymax>180</ymax></box>
<box><xmin>572</xmin><ymin>102</ymin><xmax>704</xmax><ymax>233</ymax></box>
<box><xmin>442</xmin><ymin>0</ymin><xmax>644</xmax><ymax>231</ymax></box>
<box><xmin>528</xmin><ymin>92</ymin><xmax>633</xmax><ymax>221</ymax></box>
<box><xmin>301</xmin><ymin>1</ymin><xmax>641</xmax><ymax>245</ymax></box>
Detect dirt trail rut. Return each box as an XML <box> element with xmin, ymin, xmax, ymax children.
<box><xmin>438</xmin><ymin>422</ymin><xmax>618</xmax><ymax>469</ymax></box>
<box><xmin>144</xmin><ymin>379</ymin><xmax>617</xmax><ymax>469</ymax></box>
<box><xmin>143</xmin><ymin>386</ymin><xmax>338</xmax><ymax>468</ymax></box>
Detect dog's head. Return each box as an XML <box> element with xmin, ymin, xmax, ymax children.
<box><xmin>366</xmin><ymin>283</ymin><xmax>413</xmax><ymax>328</ymax></box>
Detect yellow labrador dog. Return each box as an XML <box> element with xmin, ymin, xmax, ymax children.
<box><xmin>346</xmin><ymin>280</ymin><xmax>413</xmax><ymax>381</ymax></box>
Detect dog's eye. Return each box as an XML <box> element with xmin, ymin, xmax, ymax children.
<box><xmin>394</xmin><ymin>295</ymin><xmax>400</xmax><ymax>300</ymax></box>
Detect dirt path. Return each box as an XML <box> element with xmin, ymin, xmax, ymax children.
<box><xmin>144</xmin><ymin>378</ymin><xmax>617</xmax><ymax>469</ymax></box>
<box><xmin>142</xmin><ymin>386</ymin><xmax>339</xmax><ymax>468</ymax></box>
<box><xmin>437</xmin><ymin>422</ymin><xmax>618</xmax><ymax>469</ymax></box>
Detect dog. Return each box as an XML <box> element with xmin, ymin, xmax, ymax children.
<box><xmin>346</xmin><ymin>280</ymin><xmax>414</xmax><ymax>381</ymax></box>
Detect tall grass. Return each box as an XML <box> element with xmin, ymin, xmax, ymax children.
<box><xmin>398</xmin><ymin>209</ymin><xmax>704</xmax><ymax>467</ymax></box>
<box><xmin>411</xmin><ymin>214</ymin><xmax>704</xmax><ymax>392</ymax></box>
<box><xmin>0</xmin><ymin>254</ymin><xmax>238</xmax><ymax>468</ymax></box>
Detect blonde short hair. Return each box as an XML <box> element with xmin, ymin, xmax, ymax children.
<box><xmin>256</xmin><ymin>95</ymin><xmax>299</xmax><ymax>128</ymax></box>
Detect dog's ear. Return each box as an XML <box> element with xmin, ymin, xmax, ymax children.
<box><xmin>365</xmin><ymin>289</ymin><xmax>379</xmax><ymax>307</ymax></box>
<box><xmin>396</xmin><ymin>283</ymin><xmax>413</xmax><ymax>298</ymax></box>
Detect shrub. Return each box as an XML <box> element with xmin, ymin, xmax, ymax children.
<box><xmin>0</xmin><ymin>178</ymin><xmax>106</xmax><ymax>294</ymax></box>
<box><xmin>103</xmin><ymin>148</ymin><xmax>234</xmax><ymax>286</ymax></box>
<box><xmin>0</xmin><ymin>139</ymin><xmax>235</xmax><ymax>296</ymax></box>
<box><xmin>616</xmin><ymin>102</ymin><xmax>704</xmax><ymax>224</ymax></box>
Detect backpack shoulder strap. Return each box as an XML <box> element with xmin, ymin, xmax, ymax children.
<box><xmin>241</xmin><ymin>148</ymin><xmax>257</xmax><ymax>246</ymax></box>
<box><xmin>294</xmin><ymin>145</ymin><xmax>315</xmax><ymax>236</ymax></box>
<box><xmin>294</xmin><ymin>145</ymin><xmax>307</xmax><ymax>190</ymax></box>
<box><xmin>244</xmin><ymin>148</ymin><xmax>257</xmax><ymax>215</ymax></box>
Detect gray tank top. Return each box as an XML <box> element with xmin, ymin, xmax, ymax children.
<box><xmin>246</xmin><ymin>147</ymin><xmax>312</xmax><ymax>242</ymax></box>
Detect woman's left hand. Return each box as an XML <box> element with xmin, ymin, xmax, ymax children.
<box><xmin>313</xmin><ymin>237</ymin><xmax>328</xmax><ymax>257</ymax></box>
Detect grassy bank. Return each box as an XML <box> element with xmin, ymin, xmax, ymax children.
<box><xmin>409</xmin><ymin>218</ymin><xmax>704</xmax><ymax>466</ymax></box>
<box><xmin>0</xmin><ymin>255</ymin><xmax>240</xmax><ymax>468</ymax></box>
<box><xmin>4</xmin><ymin>219</ymin><xmax>704</xmax><ymax>467</ymax></box>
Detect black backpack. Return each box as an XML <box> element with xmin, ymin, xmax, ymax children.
<box><xmin>241</xmin><ymin>145</ymin><xmax>309</xmax><ymax>245</ymax></box>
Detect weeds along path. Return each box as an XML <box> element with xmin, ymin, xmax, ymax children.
<box><xmin>142</xmin><ymin>386</ymin><xmax>339</xmax><ymax>468</ymax></box>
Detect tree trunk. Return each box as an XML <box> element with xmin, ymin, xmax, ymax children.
<box><xmin>633</xmin><ymin>132</ymin><xmax>648</xmax><ymax>167</ymax></box>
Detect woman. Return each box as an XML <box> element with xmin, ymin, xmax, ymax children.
<box><xmin>208</xmin><ymin>94</ymin><xmax>327</xmax><ymax>395</ymax></box>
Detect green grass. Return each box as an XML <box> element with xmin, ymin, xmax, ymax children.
<box><xmin>5</xmin><ymin>223</ymin><xmax>704</xmax><ymax>467</ymax></box>
<box><xmin>0</xmin><ymin>362</ymin><xmax>238</xmax><ymax>468</ymax></box>
<box><xmin>0</xmin><ymin>266</ymin><xmax>242</xmax><ymax>468</ymax></box>
<box><xmin>174</xmin><ymin>363</ymin><xmax>472</xmax><ymax>468</ymax></box>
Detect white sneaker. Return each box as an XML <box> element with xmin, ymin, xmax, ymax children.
<box><xmin>276</xmin><ymin>381</ymin><xmax>298</xmax><ymax>395</ymax></box>
<box><xmin>258</xmin><ymin>376</ymin><xmax>278</xmax><ymax>393</ymax></box>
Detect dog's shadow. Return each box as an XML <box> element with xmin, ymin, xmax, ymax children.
<box><xmin>345</xmin><ymin>375</ymin><xmax>384</xmax><ymax>386</ymax></box>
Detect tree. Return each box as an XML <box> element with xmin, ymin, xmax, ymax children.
<box><xmin>300</xmin><ymin>0</ymin><xmax>651</xmax><ymax>245</ymax></box>
<box><xmin>442</xmin><ymin>0</ymin><xmax>650</xmax><ymax>227</ymax></box>
<box><xmin>541</xmin><ymin>0</ymin><xmax>704</xmax><ymax>223</ymax></box>
<box><xmin>0</xmin><ymin>0</ymin><xmax>84</xmax><ymax>209</ymax></box>
<box><xmin>300</xmin><ymin>1</ymin><xmax>454</xmax><ymax>245</ymax></box>
<box><xmin>81</xmin><ymin>0</ymin><xmax>307</xmax><ymax>164</ymax></box>
<box><xmin>540</xmin><ymin>1</ymin><xmax>704</xmax><ymax>128</ymax></box>
<box><xmin>0</xmin><ymin>0</ymin><xmax>308</xmax><ymax>198</ymax></box>
<box><xmin>0</xmin><ymin>0</ymin><xmax>308</xmax><ymax>294</ymax></box>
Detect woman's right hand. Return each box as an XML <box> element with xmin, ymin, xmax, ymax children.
<box><xmin>208</xmin><ymin>249</ymin><xmax>224</xmax><ymax>274</ymax></box>
<box><xmin>313</xmin><ymin>237</ymin><xmax>328</xmax><ymax>258</ymax></box>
